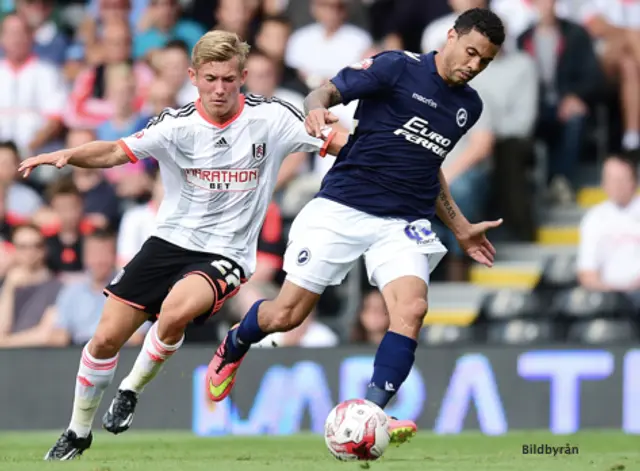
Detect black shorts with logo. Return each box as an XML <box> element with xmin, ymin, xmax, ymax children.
<box><xmin>104</xmin><ymin>236</ymin><xmax>246</xmax><ymax>324</ymax></box>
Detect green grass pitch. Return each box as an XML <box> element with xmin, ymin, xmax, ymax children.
<box><xmin>0</xmin><ymin>431</ymin><xmax>638</xmax><ymax>471</ymax></box>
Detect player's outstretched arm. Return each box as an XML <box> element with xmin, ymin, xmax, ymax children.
<box><xmin>19</xmin><ymin>141</ymin><xmax>130</xmax><ymax>178</ymax></box>
<box><xmin>437</xmin><ymin>169</ymin><xmax>502</xmax><ymax>267</ymax></box>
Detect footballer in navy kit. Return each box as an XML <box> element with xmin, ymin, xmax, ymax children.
<box><xmin>208</xmin><ymin>8</ymin><xmax>506</xmax><ymax>444</ymax></box>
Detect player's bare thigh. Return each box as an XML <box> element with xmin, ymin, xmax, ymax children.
<box><xmin>88</xmin><ymin>296</ymin><xmax>149</xmax><ymax>359</ymax></box>
<box><xmin>156</xmin><ymin>274</ymin><xmax>217</xmax><ymax>344</ymax></box>
<box><xmin>257</xmin><ymin>280</ymin><xmax>322</xmax><ymax>332</ymax></box>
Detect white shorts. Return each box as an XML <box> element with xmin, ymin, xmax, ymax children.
<box><xmin>283</xmin><ymin>198</ymin><xmax>448</xmax><ymax>294</ymax></box>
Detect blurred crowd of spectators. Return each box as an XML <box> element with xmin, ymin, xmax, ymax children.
<box><xmin>0</xmin><ymin>0</ymin><xmax>638</xmax><ymax>349</ymax></box>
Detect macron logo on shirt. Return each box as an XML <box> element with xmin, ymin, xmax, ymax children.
<box><xmin>412</xmin><ymin>93</ymin><xmax>437</xmax><ymax>109</ymax></box>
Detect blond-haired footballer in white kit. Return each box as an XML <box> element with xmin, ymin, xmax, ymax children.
<box><xmin>19</xmin><ymin>30</ymin><xmax>345</xmax><ymax>461</ymax></box>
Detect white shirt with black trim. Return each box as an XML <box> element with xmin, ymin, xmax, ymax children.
<box><xmin>118</xmin><ymin>94</ymin><xmax>322</xmax><ymax>276</ymax></box>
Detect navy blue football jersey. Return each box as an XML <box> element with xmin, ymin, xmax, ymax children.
<box><xmin>317</xmin><ymin>50</ymin><xmax>483</xmax><ymax>222</ymax></box>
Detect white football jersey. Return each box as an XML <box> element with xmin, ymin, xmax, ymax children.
<box><xmin>118</xmin><ymin>94</ymin><xmax>322</xmax><ymax>276</ymax></box>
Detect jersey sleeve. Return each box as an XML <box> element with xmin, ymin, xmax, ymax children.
<box><xmin>330</xmin><ymin>51</ymin><xmax>408</xmax><ymax>104</ymax></box>
<box><xmin>117</xmin><ymin>119</ymin><xmax>175</xmax><ymax>163</ymax></box>
<box><xmin>275</xmin><ymin>102</ymin><xmax>324</xmax><ymax>156</ymax></box>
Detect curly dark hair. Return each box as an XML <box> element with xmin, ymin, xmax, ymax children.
<box><xmin>454</xmin><ymin>8</ymin><xmax>505</xmax><ymax>47</ymax></box>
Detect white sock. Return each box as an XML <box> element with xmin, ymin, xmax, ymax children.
<box><xmin>623</xmin><ymin>131</ymin><xmax>640</xmax><ymax>150</ymax></box>
<box><xmin>119</xmin><ymin>322</ymin><xmax>184</xmax><ymax>394</ymax></box>
<box><xmin>68</xmin><ymin>343</ymin><xmax>119</xmax><ymax>438</ymax></box>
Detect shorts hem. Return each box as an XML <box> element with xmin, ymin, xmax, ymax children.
<box><xmin>103</xmin><ymin>288</ymin><xmax>146</xmax><ymax>311</ymax></box>
<box><xmin>284</xmin><ymin>273</ymin><xmax>327</xmax><ymax>295</ymax></box>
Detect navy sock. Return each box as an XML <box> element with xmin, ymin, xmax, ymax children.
<box><xmin>225</xmin><ymin>299</ymin><xmax>267</xmax><ymax>361</ymax></box>
<box><xmin>365</xmin><ymin>331</ymin><xmax>417</xmax><ymax>409</ymax></box>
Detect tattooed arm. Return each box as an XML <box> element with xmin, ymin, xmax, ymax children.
<box><xmin>303</xmin><ymin>82</ymin><xmax>344</xmax><ymax>138</ymax></box>
<box><xmin>436</xmin><ymin>168</ymin><xmax>502</xmax><ymax>266</ymax></box>
<box><xmin>303</xmin><ymin>81</ymin><xmax>344</xmax><ymax>113</ymax></box>
<box><xmin>436</xmin><ymin>169</ymin><xmax>471</xmax><ymax>236</ymax></box>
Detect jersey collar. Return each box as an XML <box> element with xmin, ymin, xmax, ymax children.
<box><xmin>426</xmin><ymin>51</ymin><xmax>450</xmax><ymax>90</ymax></box>
<box><xmin>195</xmin><ymin>95</ymin><xmax>245</xmax><ymax>129</ymax></box>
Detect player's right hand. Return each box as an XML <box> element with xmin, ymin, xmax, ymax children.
<box><xmin>305</xmin><ymin>108</ymin><xmax>339</xmax><ymax>138</ymax></box>
<box><xmin>18</xmin><ymin>150</ymin><xmax>70</xmax><ymax>179</ymax></box>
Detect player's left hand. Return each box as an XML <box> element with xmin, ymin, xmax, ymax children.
<box><xmin>456</xmin><ymin>219</ymin><xmax>503</xmax><ymax>267</ymax></box>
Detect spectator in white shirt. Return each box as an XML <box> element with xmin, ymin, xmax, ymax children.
<box><xmin>285</xmin><ymin>0</ymin><xmax>372</xmax><ymax>90</ymax></box>
<box><xmin>577</xmin><ymin>154</ymin><xmax>640</xmax><ymax>293</ymax></box>
<box><xmin>0</xmin><ymin>14</ymin><xmax>66</xmax><ymax>163</ymax></box>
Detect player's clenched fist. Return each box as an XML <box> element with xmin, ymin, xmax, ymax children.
<box><xmin>18</xmin><ymin>150</ymin><xmax>70</xmax><ymax>178</ymax></box>
<box><xmin>305</xmin><ymin>108</ymin><xmax>339</xmax><ymax>138</ymax></box>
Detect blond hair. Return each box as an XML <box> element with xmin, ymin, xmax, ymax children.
<box><xmin>191</xmin><ymin>30</ymin><xmax>251</xmax><ymax>70</ymax></box>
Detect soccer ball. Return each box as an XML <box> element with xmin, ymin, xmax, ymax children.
<box><xmin>324</xmin><ymin>399</ymin><xmax>390</xmax><ymax>461</ymax></box>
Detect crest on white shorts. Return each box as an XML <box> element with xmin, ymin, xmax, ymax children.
<box><xmin>404</xmin><ymin>224</ymin><xmax>437</xmax><ymax>245</ymax></box>
<box><xmin>297</xmin><ymin>248</ymin><xmax>311</xmax><ymax>265</ymax></box>
<box><xmin>252</xmin><ymin>142</ymin><xmax>266</xmax><ymax>161</ymax></box>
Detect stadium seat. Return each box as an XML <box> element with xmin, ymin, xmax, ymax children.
<box><xmin>421</xmin><ymin>325</ymin><xmax>474</xmax><ymax>346</ymax></box>
<box><xmin>478</xmin><ymin>289</ymin><xmax>544</xmax><ymax>321</ymax></box>
<box><xmin>487</xmin><ymin>319</ymin><xmax>557</xmax><ymax>345</ymax></box>
<box><xmin>567</xmin><ymin>318</ymin><xmax>639</xmax><ymax>344</ymax></box>
<box><xmin>535</xmin><ymin>254</ymin><xmax>578</xmax><ymax>291</ymax></box>
<box><xmin>551</xmin><ymin>286</ymin><xmax>636</xmax><ymax>320</ymax></box>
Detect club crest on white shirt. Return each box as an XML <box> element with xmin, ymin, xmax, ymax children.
<box><xmin>252</xmin><ymin>142</ymin><xmax>266</xmax><ymax>161</ymax></box>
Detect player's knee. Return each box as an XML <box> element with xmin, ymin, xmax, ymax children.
<box><xmin>261</xmin><ymin>299</ymin><xmax>307</xmax><ymax>332</ymax></box>
<box><xmin>89</xmin><ymin>332</ymin><xmax>122</xmax><ymax>359</ymax></box>
<box><xmin>390</xmin><ymin>298</ymin><xmax>428</xmax><ymax>329</ymax></box>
